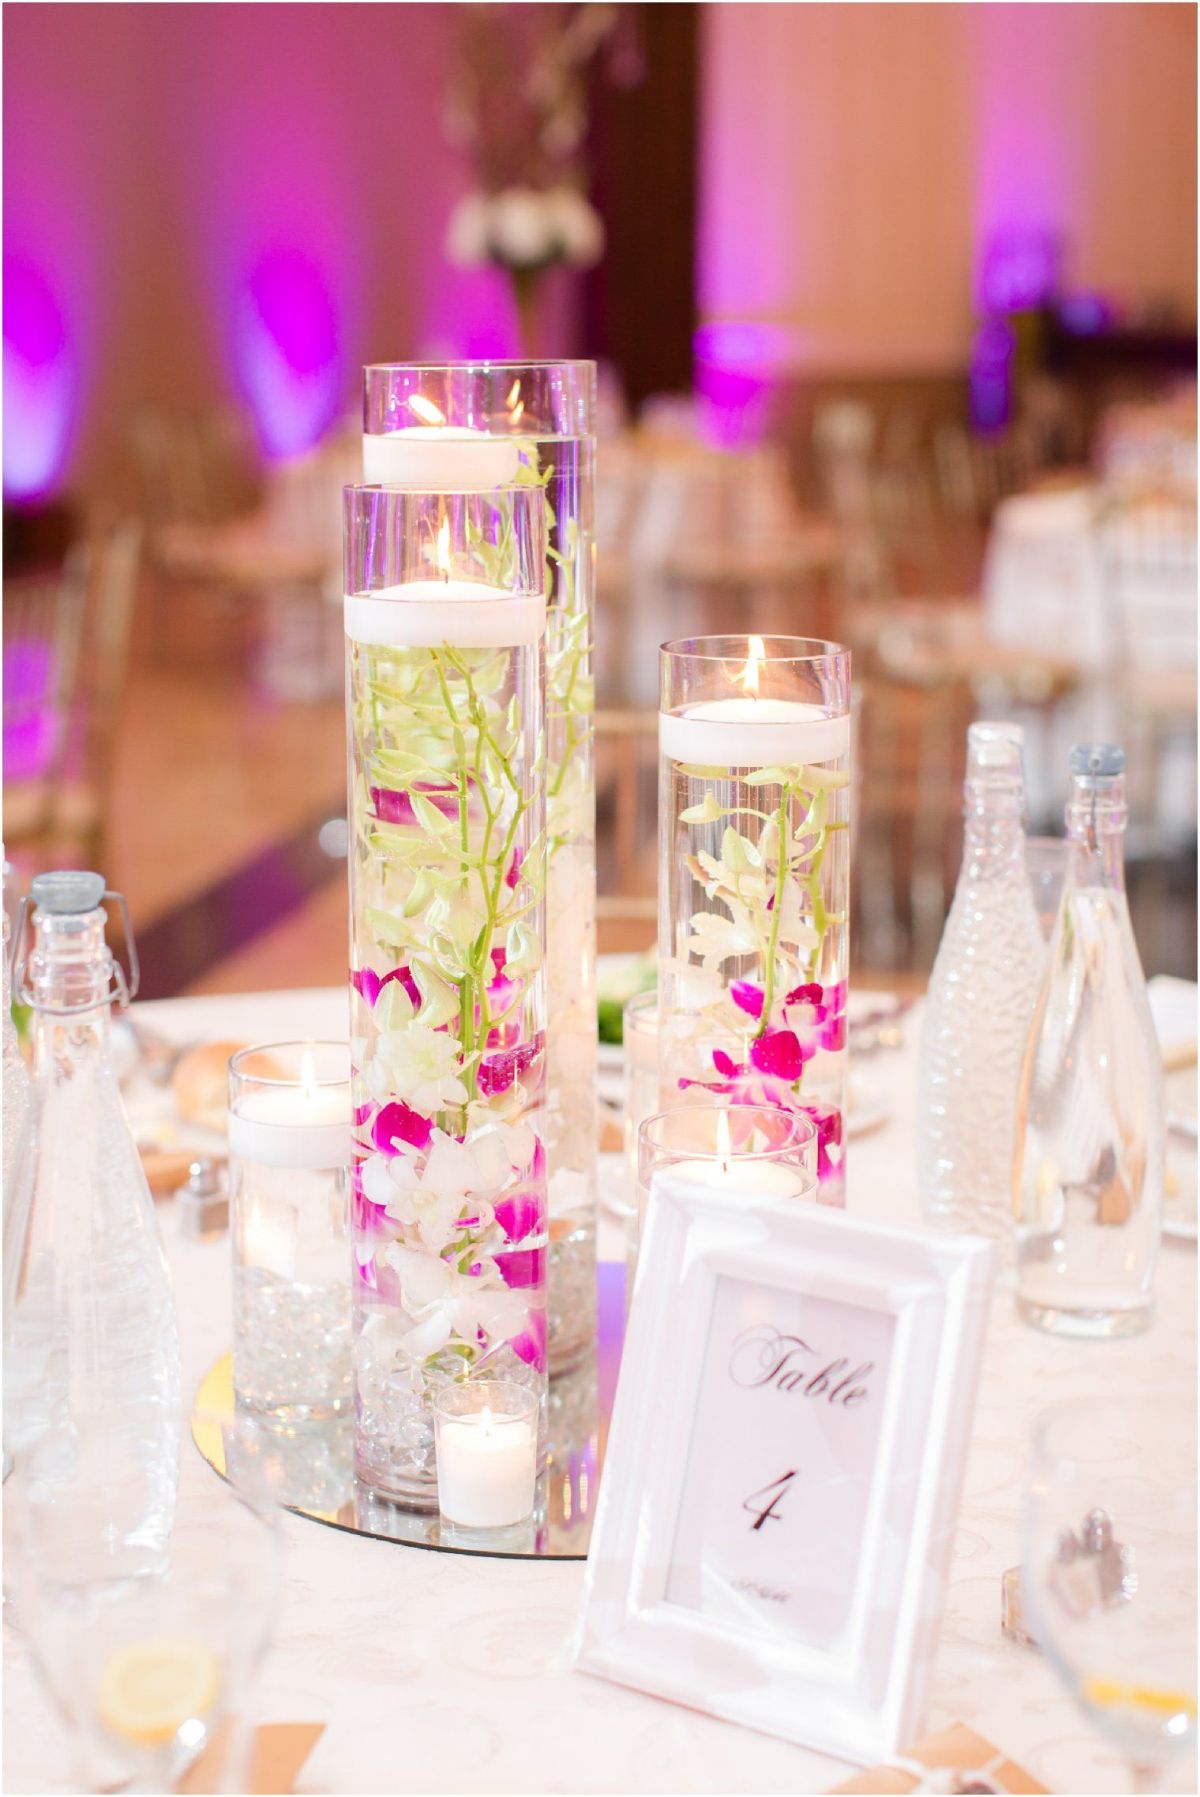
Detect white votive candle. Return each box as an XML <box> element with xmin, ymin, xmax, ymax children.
<box><xmin>227</xmin><ymin>1083</ymin><xmax>352</xmax><ymax>1171</ymax></box>
<box><xmin>659</xmin><ymin>697</ymin><xmax>851</xmax><ymax>767</ymax></box>
<box><xmin>649</xmin><ymin>1156</ymin><xmax>812</xmax><ymax>1207</ymax></box>
<box><xmin>435</xmin><ymin>1387</ymin><xmax>538</xmax><ymax>1529</ymax></box>
<box><xmin>363</xmin><ymin>427</ymin><xmax>521</xmax><ymax>491</ymax></box>
<box><xmin>344</xmin><ymin>578</ymin><xmax>546</xmax><ymax>650</ymax></box>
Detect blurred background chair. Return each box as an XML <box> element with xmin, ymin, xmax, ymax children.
<box><xmin>4</xmin><ymin>518</ymin><xmax>143</xmax><ymax>872</ymax></box>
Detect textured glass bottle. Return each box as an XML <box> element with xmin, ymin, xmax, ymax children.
<box><xmin>917</xmin><ymin>723</ymin><xmax>1046</xmax><ymax>1236</ymax></box>
<box><xmin>1013</xmin><ymin>746</ymin><xmax>1164</xmax><ymax>1336</ymax></box>
<box><xmin>5</xmin><ymin>873</ymin><xmax>181</xmax><ymax>1566</ymax></box>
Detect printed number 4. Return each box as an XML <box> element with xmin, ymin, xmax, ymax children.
<box><xmin>742</xmin><ymin>1469</ymin><xmax>797</xmax><ymax>1532</ymax></box>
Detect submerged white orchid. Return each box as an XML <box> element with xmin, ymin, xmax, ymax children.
<box><xmin>384</xmin><ymin>1244</ymin><xmax>529</xmax><ymax>1360</ymax></box>
<box><xmin>366</xmin><ymin>1023</ymin><xmax>468</xmax><ymax>1116</ymax></box>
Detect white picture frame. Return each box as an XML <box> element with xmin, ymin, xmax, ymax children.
<box><xmin>575</xmin><ymin>1185</ymin><xmax>996</xmax><ymax>1766</ymax></box>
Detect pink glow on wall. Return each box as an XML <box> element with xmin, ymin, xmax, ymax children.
<box><xmin>699</xmin><ymin>4</ymin><xmax>1196</xmax><ymax>375</ymax></box>
<box><xmin>3</xmin><ymin>256</ymin><xmax>77</xmax><ymax>500</ymax></box>
<box><xmin>233</xmin><ymin>247</ymin><xmax>342</xmax><ymax>459</ymax></box>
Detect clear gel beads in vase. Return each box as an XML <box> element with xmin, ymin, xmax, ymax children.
<box><xmin>1013</xmin><ymin>745</ymin><xmax>1164</xmax><ymax>1337</ymax></box>
<box><xmin>917</xmin><ymin>722</ymin><xmax>1045</xmax><ymax>1237</ymax></box>
<box><xmin>5</xmin><ymin>873</ymin><xmax>181</xmax><ymax>1567</ymax></box>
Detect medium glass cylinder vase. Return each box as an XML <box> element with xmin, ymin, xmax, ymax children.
<box><xmin>344</xmin><ymin>482</ymin><xmax>549</xmax><ymax>1509</ymax></box>
<box><xmin>363</xmin><ymin>362</ymin><xmax>597</xmax><ymax>1375</ymax></box>
<box><xmin>658</xmin><ymin>636</ymin><xmax>852</xmax><ymax>1205</ymax></box>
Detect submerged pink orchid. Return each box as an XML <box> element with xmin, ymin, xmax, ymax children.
<box><xmin>478</xmin><ymin>1033</ymin><xmax>544</xmax><ymax>1098</ymax></box>
<box><xmin>371</xmin><ymin>1099</ymin><xmax>433</xmax><ymax>1154</ymax></box>
<box><xmin>351</xmin><ymin>964</ymin><xmax>421</xmax><ymax>1010</ymax></box>
<box><xmin>511</xmin><ymin>1307</ymin><xmax>547</xmax><ymax>1373</ymax></box>
<box><xmin>370</xmin><ymin>783</ymin><xmax>463</xmax><ymax>827</ymax></box>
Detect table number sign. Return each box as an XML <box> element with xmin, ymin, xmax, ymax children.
<box><xmin>575</xmin><ymin>1188</ymin><xmax>995</xmax><ymax>1765</ymax></box>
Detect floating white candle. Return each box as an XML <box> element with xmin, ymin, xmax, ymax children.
<box><xmin>660</xmin><ymin>632</ymin><xmax>850</xmax><ymax>766</ymax></box>
<box><xmin>344</xmin><ymin>579</ymin><xmax>545</xmax><ymax>650</ymax></box>
<box><xmin>362</xmin><ymin>396</ymin><xmax>521</xmax><ymax>490</ymax></box>
<box><xmin>436</xmin><ymin>1403</ymin><xmax>538</xmax><ymax>1529</ymax></box>
<box><xmin>362</xmin><ymin>427</ymin><xmax>522</xmax><ymax>491</ymax></box>
<box><xmin>659</xmin><ymin>698</ymin><xmax>850</xmax><ymax>767</ymax></box>
<box><xmin>227</xmin><ymin>1052</ymin><xmax>351</xmax><ymax>1171</ymax></box>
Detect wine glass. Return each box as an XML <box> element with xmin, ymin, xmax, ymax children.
<box><xmin>1023</xmin><ymin>1396</ymin><xmax>1197</xmax><ymax>1793</ymax></box>
<box><xmin>6</xmin><ymin>1406</ymin><xmax>284</xmax><ymax>1793</ymax></box>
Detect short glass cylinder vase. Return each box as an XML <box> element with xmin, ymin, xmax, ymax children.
<box><xmin>658</xmin><ymin>636</ymin><xmax>852</xmax><ymax>1204</ymax></box>
<box><xmin>228</xmin><ymin>1042</ymin><xmax>353</xmax><ymax>1425</ymax></box>
<box><xmin>363</xmin><ymin>362</ymin><xmax>597</xmax><ymax>1376</ymax></box>
<box><xmin>633</xmin><ymin>1104</ymin><xmax>818</xmax><ymax>1290</ymax></box>
<box><xmin>344</xmin><ymin>482</ymin><xmax>550</xmax><ymax>1509</ymax></box>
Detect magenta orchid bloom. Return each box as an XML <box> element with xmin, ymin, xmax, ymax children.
<box><xmin>494</xmin><ymin>1190</ymin><xmax>544</xmax><ymax>1243</ymax></box>
<box><xmin>511</xmin><ymin>1307</ymin><xmax>547</xmax><ymax>1373</ymax></box>
<box><xmin>504</xmin><ymin>847</ymin><xmax>524</xmax><ymax>891</ymax></box>
<box><xmin>749</xmin><ymin>1026</ymin><xmax>809</xmax><ymax>1083</ymax></box>
<box><xmin>782</xmin><ymin>977</ymin><xmax>847</xmax><ymax>1053</ymax></box>
<box><xmin>371</xmin><ymin>1099</ymin><xmax>433</xmax><ymax>1155</ymax></box>
<box><xmin>370</xmin><ymin>783</ymin><xmax>462</xmax><ymax>828</ymax></box>
<box><xmin>477</xmin><ymin>1034</ymin><xmax>544</xmax><ymax>1099</ymax></box>
<box><xmin>730</xmin><ymin>979</ymin><xmax>765</xmax><ymax>1020</ymax></box>
<box><xmin>499</xmin><ymin>1245</ymin><xmax>547</xmax><ymax>1291</ymax></box>
<box><xmin>351</xmin><ymin>964</ymin><xmax>421</xmax><ymax>1011</ymax></box>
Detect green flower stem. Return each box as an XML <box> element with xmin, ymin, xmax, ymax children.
<box><xmin>756</xmin><ymin>784</ymin><xmax>793</xmax><ymax>1037</ymax></box>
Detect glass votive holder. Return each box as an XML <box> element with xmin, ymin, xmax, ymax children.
<box><xmin>228</xmin><ymin>1042</ymin><xmax>353</xmax><ymax>1425</ymax></box>
<box><xmin>434</xmin><ymin>1381</ymin><xmax>539</xmax><ymax>1548</ymax></box>
<box><xmin>621</xmin><ymin>989</ymin><xmax>660</xmax><ymax>1221</ymax></box>
<box><xmin>632</xmin><ymin>1104</ymin><xmax>818</xmax><ymax>1294</ymax></box>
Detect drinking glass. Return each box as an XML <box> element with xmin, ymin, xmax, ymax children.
<box><xmin>1023</xmin><ymin>1397</ymin><xmax>1197</xmax><ymax>1792</ymax></box>
<box><xmin>6</xmin><ymin>1408</ymin><xmax>285</xmax><ymax>1793</ymax></box>
<box><xmin>632</xmin><ymin>1103</ymin><xmax>818</xmax><ymax>1295</ymax></box>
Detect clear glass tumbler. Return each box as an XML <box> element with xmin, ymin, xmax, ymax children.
<box><xmin>633</xmin><ymin>1104</ymin><xmax>818</xmax><ymax>1292</ymax></box>
<box><xmin>228</xmin><ymin>1041</ymin><xmax>353</xmax><ymax>1424</ymax></box>
<box><xmin>658</xmin><ymin>635</ymin><xmax>851</xmax><ymax>1203</ymax></box>
<box><xmin>1023</xmin><ymin>1396</ymin><xmax>1196</xmax><ymax>1793</ymax></box>
<box><xmin>363</xmin><ymin>361</ymin><xmax>598</xmax><ymax>1377</ymax></box>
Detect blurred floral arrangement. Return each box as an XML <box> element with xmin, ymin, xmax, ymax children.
<box><xmin>443</xmin><ymin>3</ymin><xmax>640</xmax><ymax>346</ymax></box>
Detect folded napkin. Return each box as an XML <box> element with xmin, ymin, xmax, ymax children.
<box><xmin>829</xmin><ymin>1722</ymin><xmax>1045</xmax><ymax>1795</ymax></box>
<box><xmin>177</xmin><ymin>1721</ymin><xmax>324</xmax><ymax>1794</ymax></box>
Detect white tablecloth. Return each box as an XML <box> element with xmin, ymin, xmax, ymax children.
<box><xmin>5</xmin><ymin>988</ymin><xmax>1196</xmax><ymax>1794</ymax></box>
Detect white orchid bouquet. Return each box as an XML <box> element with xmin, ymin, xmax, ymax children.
<box><xmin>442</xmin><ymin>2</ymin><xmax>639</xmax><ymax>346</ymax></box>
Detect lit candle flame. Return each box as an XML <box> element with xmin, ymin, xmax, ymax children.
<box><xmin>481</xmin><ymin>1405</ymin><xmax>492</xmax><ymax>1438</ymax></box>
<box><xmin>408</xmin><ymin>394</ymin><xmax>445</xmax><ymax>428</ymax></box>
<box><xmin>300</xmin><ymin>1045</ymin><xmax>317</xmax><ymax>1102</ymax></box>
<box><xmin>740</xmin><ymin>635</ymin><xmax>765</xmax><ymax>699</ymax></box>
<box><xmin>716</xmin><ymin>1108</ymin><xmax>731</xmax><ymax>1174</ymax></box>
<box><xmin>505</xmin><ymin>378</ymin><xmax>521</xmax><ymax>410</ymax></box>
<box><xmin>436</xmin><ymin>516</ymin><xmax>450</xmax><ymax>581</ymax></box>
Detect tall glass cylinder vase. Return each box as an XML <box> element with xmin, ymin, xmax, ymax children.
<box><xmin>363</xmin><ymin>362</ymin><xmax>597</xmax><ymax>1375</ymax></box>
<box><xmin>344</xmin><ymin>483</ymin><xmax>549</xmax><ymax>1510</ymax></box>
<box><xmin>658</xmin><ymin>636</ymin><xmax>852</xmax><ymax>1205</ymax></box>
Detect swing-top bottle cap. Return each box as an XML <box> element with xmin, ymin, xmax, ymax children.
<box><xmin>30</xmin><ymin>871</ymin><xmax>107</xmax><ymax>916</ymax></box>
<box><xmin>1069</xmin><ymin>743</ymin><xmax>1125</xmax><ymax>779</ymax></box>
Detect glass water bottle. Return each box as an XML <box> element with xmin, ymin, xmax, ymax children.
<box><xmin>1013</xmin><ymin>746</ymin><xmax>1164</xmax><ymax>1336</ymax></box>
<box><xmin>5</xmin><ymin>872</ymin><xmax>182</xmax><ymax>1567</ymax></box>
<box><xmin>917</xmin><ymin>722</ymin><xmax>1046</xmax><ymax>1237</ymax></box>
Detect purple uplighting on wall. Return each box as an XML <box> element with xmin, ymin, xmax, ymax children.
<box><xmin>3</xmin><ymin>256</ymin><xmax>77</xmax><ymax>501</ymax></box>
<box><xmin>693</xmin><ymin>321</ymin><xmax>772</xmax><ymax>447</ymax></box>
<box><xmin>968</xmin><ymin>318</ymin><xmax>1016</xmax><ymax>432</ymax></box>
<box><xmin>978</xmin><ymin>225</ymin><xmax>1060</xmax><ymax>317</ymax></box>
<box><xmin>232</xmin><ymin>246</ymin><xmax>342</xmax><ymax>459</ymax></box>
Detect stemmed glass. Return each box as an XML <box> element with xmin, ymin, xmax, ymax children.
<box><xmin>1023</xmin><ymin>1396</ymin><xmax>1197</xmax><ymax>1793</ymax></box>
<box><xmin>6</xmin><ymin>1407</ymin><xmax>284</xmax><ymax>1793</ymax></box>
